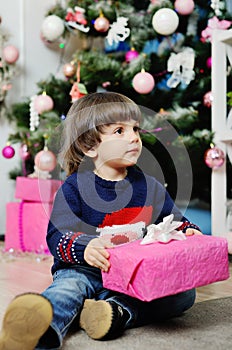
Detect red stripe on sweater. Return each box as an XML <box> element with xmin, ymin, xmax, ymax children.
<box><xmin>99</xmin><ymin>206</ymin><xmax>153</xmax><ymax>228</ymax></box>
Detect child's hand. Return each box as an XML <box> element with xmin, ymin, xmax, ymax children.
<box><xmin>185</xmin><ymin>228</ymin><xmax>202</xmax><ymax>236</ymax></box>
<box><xmin>84</xmin><ymin>238</ymin><xmax>113</xmax><ymax>272</ymax></box>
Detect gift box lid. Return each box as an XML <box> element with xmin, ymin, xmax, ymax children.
<box><xmin>15</xmin><ymin>176</ymin><xmax>63</xmax><ymax>203</ymax></box>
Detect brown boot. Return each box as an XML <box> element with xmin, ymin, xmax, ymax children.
<box><xmin>0</xmin><ymin>293</ymin><xmax>53</xmax><ymax>350</ymax></box>
<box><xmin>80</xmin><ymin>299</ymin><xmax>129</xmax><ymax>340</ymax></box>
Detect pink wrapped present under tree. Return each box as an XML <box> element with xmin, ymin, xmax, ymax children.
<box><xmin>5</xmin><ymin>202</ymin><xmax>52</xmax><ymax>254</ymax></box>
<box><xmin>102</xmin><ymin>235</ymin><xmax>229</xmax><ymax>301</ymax></box>
<box><xmin>15</xmin><ymin>176</ymin><xmax>62</xmax><ymax>203</ymax></box>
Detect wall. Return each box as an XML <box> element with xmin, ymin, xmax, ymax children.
<box><xmin>0</xmin><ymin>0</ymin><xmax>79</xmax><ymax>234</ymax></box>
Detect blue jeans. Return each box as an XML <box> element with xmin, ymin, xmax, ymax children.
<box><xmin>36</xmin><ymin>265</ymin><xmax>196</xmax><ymax>349</ymax></box>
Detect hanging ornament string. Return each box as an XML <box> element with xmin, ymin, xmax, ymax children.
<box><xmin>76</xmin><ymin>61</ymin><xmax>80</xmax><ymax>84</ymax></box>
<box><xmin>69</xmin><ymin>61</ymin><xmax>87</xmax><ymax>102</ymax></box>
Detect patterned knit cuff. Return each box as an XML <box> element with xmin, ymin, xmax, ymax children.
<box><xmin>56</xmin><ymin>232</ymin><xmax>97</xmax><ymax>264</ymax></box>
<box><xmin>177</xmin><ymin>221</ymin><xmax>201</xmax><ymax>233</ymax></box>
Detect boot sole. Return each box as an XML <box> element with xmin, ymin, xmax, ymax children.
<box><xmin>80</xmin><ymin>299</ymin><xmax>113</xmax><ymax>340</ymax></box>
<box><xmin>0</xmin><ymin>294</ymin><xmax>53</xmax><ymax>350</ymax></box>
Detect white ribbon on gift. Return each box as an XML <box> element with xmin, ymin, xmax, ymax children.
<box><xmin>166</xmin><ymin>47</ymin><xmax>195</xmax><ymax>88</ymax></box>
<box><xmin>141</xmin><ymin>214</ymin><xmax>186</xmax><ymax>245</ymax></box>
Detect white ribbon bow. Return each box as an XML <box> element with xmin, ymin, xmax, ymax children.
<box><xmin>141</xmin><ymin>214</ymin><xmax>186</xmax><ymax>245</ymax></box>
<box><xmin>167</xmin><ymin>47</ymin><xmax>195</xmax><ymax>88</ymax></box>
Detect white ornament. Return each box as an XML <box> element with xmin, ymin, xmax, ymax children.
<box><xmin>141</xmin><ymin>214</ymin><xmax>186</xmax><ymax>245</ymax></box>
<box><xmin>106</xmin><ymin>17</ymin><xmax>130</xmax><ymax>46</ymax></box>
<box><xmin>66</xmin><ymin>21</ymin><xmax>90</xmax><ymax>33</ymax></box>
<box><xmin>210</xmin><ymin>0</ymin><xmax>225</xmax><ymax>16</ymax></box>
<box><xmin>166</xmin><ymin>47</ymin><xmax>195</xmax><ymax>88</ymax></box>
<box><xmin>152</xmin><ymin>8</ymin><xmax>179</xmax><ymax>36</ymax></box>
<box><xmin>41</xmin><ymin>15</ymin><xmax>65</xmax><ymax>42</ymax></box>
<box><xmin>29</xmin><ymin>95</ymin><xmax>40</xmax><ymax>131</ymax></box>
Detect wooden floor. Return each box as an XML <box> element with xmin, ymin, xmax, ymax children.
<box><xmin>0</xmin><ymin>245</ymin><xmax>231</xmax><ymax>327</ymax></box>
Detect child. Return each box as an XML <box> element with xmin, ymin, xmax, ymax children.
<box><xmin>0</xmin><ymin>92</ymin><xmax>201</xmax><ymax>350</ymax></box>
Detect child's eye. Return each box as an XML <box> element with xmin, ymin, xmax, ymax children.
<box><xmin>115</xmin><ymin>127</ymin><xmax>123</xmax><ymax>134</ymax></box>
<box><xmin>133</xmin><ymin>126</ymin><xmax>140</xmax><ymax>132</ymax></box>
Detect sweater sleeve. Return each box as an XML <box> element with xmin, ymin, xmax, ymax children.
<box><xmin>46</xmin><ymin>179</ymin><xmax>97</xmax><ymax>264</ymax></box>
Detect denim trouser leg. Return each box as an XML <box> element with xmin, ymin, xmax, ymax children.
<box><xmin>107</xmin><ymin>288</ymin><xmax>196</xmax><ymax>328</ymax></box>
<box><xmin>35</xmin><ymin>266</ymin><xmax>113</xmax><ymax>350</ymax></box>
<box><xmin>35</xmin><ymin>264</ymin><xmax>196</xmax><ymax>349</ymax></box>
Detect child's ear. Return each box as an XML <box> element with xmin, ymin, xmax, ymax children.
<box><xmin>83</xmin><ymin>146</ymin><xmax>97</xmax><ymax>158</ymax></box>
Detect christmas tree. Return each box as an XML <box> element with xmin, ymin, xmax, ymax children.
<box><xmin>3</xmin><ymin>0</ymin><xmax>232</xmax><ymax>205</ymax></box>
<box><xmin>0</xmin><ymin>17</ymin><xmax>20</xmax><ymax>118</ymax></box>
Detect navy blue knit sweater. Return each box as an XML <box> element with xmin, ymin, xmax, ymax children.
<box><xmin>47</xmin><ymin>166</ymin><xmax>200</xmax><ymax>274</ymax></box>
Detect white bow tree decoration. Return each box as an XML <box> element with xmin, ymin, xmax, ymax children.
<box><xmin>210</xmin><ymin>0</ymin><xmax>225</xmax><ymax>16</ymax></box>
<box><xmin>106</xmin><ymin>17</ymin><xmax>130</xmax><ymax>46</ymax></box>
<box><xmin>166</xmin><ymin>47</ymin><xmax>195</xmax><ymax>88</ymax></box>
<box><xmin>141</xmin><ymin>214</ymin><xmax>186</xmax><ymax>245</ymax></box>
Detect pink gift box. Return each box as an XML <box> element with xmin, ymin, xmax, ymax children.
<box><xmin>5</xmin><ymin>202</ymin><xmax>52</xmax><ymax>254</ymax></box>
<box><xmin>15</xmin><ymin>176</ymin><xmax>62</xmax><ymax>203</ymax></box>
<box><xmin>102</xmin><ymin>235</ymin><xmax>230</xmax><ymax>302</ymax></box>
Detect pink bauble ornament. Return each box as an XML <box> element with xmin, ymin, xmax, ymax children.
<box><xmin>174</xmin><ymin>0</ymin><xmax>195</xmax><ymax>15</ymax></box>
<box><xmin>2</xmin><ymin>83</ymin><xmax>12</xmax><ymax>91</ymax></box>
<box><xmin>2</xmin><ymin>145</ymin><xmax>15</xmax><ymax>159</ymax></box>
<box><xmin>34</xmin><ymin>94</ymin><xmax>54</xmax><ymax>114</ymax></box>
<box><xmin>132</xmin><ymin>71</ymin><xmax>155</xmax><ymax>94</ymax></box>
<box><xmin>203</xmin><ymin>91</ymin><xmax>213</xmax><ymax>108</ymax></box>
<box><xmin>19</xmin><ymin>144</ymin><xmax>30</xmax><ymax>160</ymax></box>
<box><xmin>152</xmin><ymin>8</ymin><xmax>179</xmax><ymax>36</ymax></box>
<box><xmin>3</xmin><ymin>45</ymin><xmax>19</xmax><ymax>64</ymax></box>
<box><xmin>94</xmin><ymin>16</ymin><xmax>110</xmax><ymax>32</ymax></box>
<box><xmin>41</xmin><ymin>15</ymin><xmax>65</xmax><ymax>42</ymax></box>
<box><xmin>204</xmin><ymin>147</ymin><xmax>225</xmax><ymax>169</ymax></box>
<box><xmin>125</xmin><ymin>49</ymin><xmax>139</xmax><ymax>63</ymax></box>
<box><xmin>63</xmin><ymin>63</ymin><xmax>76</xmax><ymax>78</ymax></box>
<box><xmin>206</xmin><ymin>57</ymin><xmax>212</xmax><ymax>69</ymax></box>
<box><xmin>35</xmin><ymin>149</ymin><xmax>57</xmax><ymax>172</ymax></box>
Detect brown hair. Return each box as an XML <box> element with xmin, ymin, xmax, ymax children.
<box><xmin>59</xmin><ymin>92</ymin><xmax>142</xmax><ymax>176</ymax></box>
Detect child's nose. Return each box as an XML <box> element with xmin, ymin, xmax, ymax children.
<box><xmin>129</xmin><ymin>129</ymin><xmax>139</xmax><ymax>142</ymax></box>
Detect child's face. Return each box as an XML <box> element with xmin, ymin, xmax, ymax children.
<box><xmin>93</xmin><ymin>119</ymin><xmax>142</xmax><ymax>171</ymax></box>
